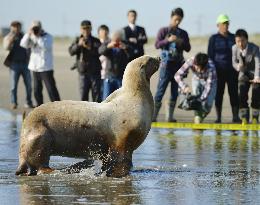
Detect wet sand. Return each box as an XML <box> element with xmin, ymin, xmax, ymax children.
<box><xmin>0</xmin><ymin>108</ymin><xmax>259</xmax><ymax>205</ymax></box>
<box><xmin>0</xmin><ymin>37</ymin><xmax>253</xmax><ymax>122</ymax></box>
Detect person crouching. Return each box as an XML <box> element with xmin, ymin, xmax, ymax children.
<box><xmin>174</xmin><ymin>53</ymin><xmax>217</xmax><ymax>123</ymax></box>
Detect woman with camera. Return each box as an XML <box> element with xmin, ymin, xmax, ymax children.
<box><xmin>98</xmin><ymin>30</ymin><xmax>133</xmax><ymax>100</ymax></box>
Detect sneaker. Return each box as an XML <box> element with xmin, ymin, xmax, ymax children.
<box><xmin>12</xmin><ymin>104</ymin><xmax>17</xmax><ymax>110</ymax></box>
<box><xmin>194</xmin><ymin>116</ymin><xmax>201</xmax><ymax>124</ymax></box>
<box><xmin>24</xmin><ymin>103</ymin><xmax>34</xmax><ymax>109</ymax></box>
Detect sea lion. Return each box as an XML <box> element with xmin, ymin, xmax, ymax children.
<box><xmin>15</xmin><ymin>55</ymin><xmax>160</xmax><ymax>177</ymax></box>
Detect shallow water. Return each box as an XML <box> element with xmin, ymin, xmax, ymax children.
<box><xmin>0</xmin><ymin>109</ymin><xmax>259</xmax><ymax>205</ymax></box>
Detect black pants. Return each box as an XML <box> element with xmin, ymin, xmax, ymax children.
<box><xmin>239</xmin><ymin>81</ymin><xmax>260</xmax><ymax>109</ymax></box>
<box><xmin>215</xmin><ymin>68</ymin><xmax>239</xmax><ymax>109</ymax></box>
<box><xmin>33</xmin><ymin>71</ymin><xmax>60</xmax><ymax>106</ymax></box>
<box><xmin>79</xmin><ymin>74</ymin><xmax>101</xmax><ymax>102</ymax></box>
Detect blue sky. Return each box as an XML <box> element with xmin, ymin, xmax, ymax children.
<box><xmin>1</xmin><ymin>0</ymin><xmax>259</xmax><ymax>37</ymax></box>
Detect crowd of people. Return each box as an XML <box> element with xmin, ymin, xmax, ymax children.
<box><xmin>3</xmin><ymin>8</ymin><xmax>260</xmax><ymax>124</ymax></box>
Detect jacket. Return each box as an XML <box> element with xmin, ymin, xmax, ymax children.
<box><xmin>123</xmin><ymin>25</ymin><xmax>147</xmax><ymax>61</ymax></box>
<box><xmin>98</xmin><ymin>40</ymin><xmax>131</xmax><ymax>79</ymax></box>
<box><xmin>3</xmin><ymin>32</ymin><xmax>29</xmax><ymax>64</ymax></box>
<box><xmin>155</xmin><ymin>26</ymin><xmax>191</xmax><ymax>66</ymax></box>
<box><xmin>69</xmin><ymin>35</ymin><xmax>102</xmax><ymax>75</ymax></box>
<box><xmin>20</xmin><ymin>32</ymin><xmax>53</xmax><ymax>72</ymax></box>
<box><xmin>208</xmin><ymin>32</ymin><xmax>235</xmax><ymax>70</ymax></box>
<box><xmin>232</xmin><ymin>42</ymin><xmax>260</xmax><ymax>81</ymax></box>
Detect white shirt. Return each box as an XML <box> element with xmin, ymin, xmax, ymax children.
<box><xmin>20</xmin><ymin>32</ymin><xmax>53</xmax><ymax>72</ymax></box>
<box><xmin>128</xmin><ymin>23</ymin><xmax>136</xmax><ymax>31</ymax></box>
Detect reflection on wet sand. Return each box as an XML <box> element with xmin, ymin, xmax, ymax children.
<box><xmin>18</xmin><ymin>175</ymin><xmax>141</xmax><ymax>205</ymax></box>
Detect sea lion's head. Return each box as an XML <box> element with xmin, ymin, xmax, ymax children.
<box><xmin>122</xmin><ymin>55</ymin><xmax>160</xmax><ymax>89</ymax></box>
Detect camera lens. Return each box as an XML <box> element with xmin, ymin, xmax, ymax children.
<box><xmin>32</xmin><ymin>26</ymin><xmax>40</xmax><ymax>35</ymax></box>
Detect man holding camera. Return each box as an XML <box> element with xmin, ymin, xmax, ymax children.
<box><xmin>69</xmin><ymin>20</ymin><xmax>102</xmax><ymax>102</ymax></box>
<box><xmin>20</xmin><ymin>20</ymin><xmax>60</xmax><ymax>107</ymax></box>
<box><xmin>153</xmin><ymin>8</ymin><xmax>191</xmax><ymax>122</ymax></box>
<box><xmin>3</xmin><ymin>21</ymin><xmax>33</xmax><ymax>109</ymax></box>
<box><xmin>175</xmin><ymin>53</ymin><xmax>217</xmax><ymax>123</ymax></box>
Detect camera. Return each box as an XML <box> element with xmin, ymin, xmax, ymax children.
<box><xmin>32</xmin><ymin>26</ymin><xmax>40</xmax><ymax>35</ymax></box>
<box><xmin>114</xmin><ymin>40</ymin><xmax>120</xmax><ymax>48</ymax></box>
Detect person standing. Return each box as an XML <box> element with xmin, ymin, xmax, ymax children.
<box><xmin>208</xmin><ymin>14</ymin><xmax>240</xmax><ymax>123</ymax></box>
<box><xmin>3</xmin><ymin>21</ymin><xmax>33</xmax><ymax>109</ymax></box>
<box><xmin>20</xmin><ymin>20</ymin><xmax>60</xmax><ymax>107</ymax></box>
<box><xmin>122</xmin><ymin>9</ymin><xmax>147</xmax><ymax>62</ymax></box>
<box><xmin>153</xmin><ymin>8</ymin><xmax>191</xmax><ymax>122</ymax></box>
<box><xmin>69</xmin><ymin>20</ymin><xmax>102</xmax><ymax>102</ymax></box>
<box><xmin>99</xmin><ymin>31</ymin><xmax>132</xmax><ymax>100</ymax></box>
<box><xmin>98</xmin><ymin>25</ymin><xmax>111</xmax><ymax>83</ymax></box>
<box><xmin>175</xmin><ymin>53</ymin><xmax>217</xmax><ymax>123</ymax></box>
<box><xmin>232</xmin><ymin>29</ymin><xmax>260</xmax><ymax>123</ymax></box>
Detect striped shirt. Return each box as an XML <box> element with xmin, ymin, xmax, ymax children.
<box><xmin>174</xmin><ymin>57</ymin><xmax>217</xmax><ymax>101</ymax></box>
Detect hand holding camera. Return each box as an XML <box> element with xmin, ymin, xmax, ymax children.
<box><xmin>78</xmin><ymin>37</ymin><xmax>85</xmax><ymax>46</ymax></box>
<box><xmin>107</xmin><ymin>40</ymin><xmax>125</xmax><ymax>49</ymax></box>
<box><xmin>107</xmin><ymin>41</ymin><xmax>116</xmax><ymax>48</ymax></box>
<box><xmin>8</xmin><ymin>31</ymin><xmax>16</xmax><ymax>43</ymax></box>
<box><xmin>29</xmin><ymin>26</ymin><xmax>41</xmax><ymax>37</ymax></box>
<box><xmin>250</xmin><ymin>77</ymin><xmax>260</xmax><ymax>84</ymax></box>
<box><xmin>167</xmin><ymin>34</ymin><xmax>177</xmax><ymax>42</ymax></box>
<box><xmin>238</xmin><ymin>63</ymin><xmax>246</xmax><ymax>72</ymax></box>
<box><xmin>183</xmin><ymin>86</ymin><xmax>191</xmax><ymax>94</ymax></box>
<box><xmin>78</xmin><ymin>37</ymin><xmax>91</xmax><ymax>49</ymax></box>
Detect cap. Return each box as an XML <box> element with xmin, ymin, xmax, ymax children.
<box><xmin>81</xmin><ymin>20</ymin><xmax>91</xmax><ymax>27</ymax></box>
<box><xmin>216</xmin><ymin>14</ymin><xmax>229</xmax><ymax>24</ymax></box>
<box><xmin>31</xmin><ymin>20</ymin><xmax>42</xmax><ymax>28</ymax></box>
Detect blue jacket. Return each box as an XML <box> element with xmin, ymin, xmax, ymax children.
<box><xmin>208</xmin><ymin>32</ymin><xmax>235</xmax><ymax>70</ymax></box>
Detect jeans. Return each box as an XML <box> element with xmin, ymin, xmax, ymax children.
<box><xmin>102</xmin><ymin>77</ymin><xmax>122</xmax><ymax>100</ymax></box>
<box><xmin>10</xmin><ymin>62</ymin><xmax>32</xmax><ymax>105</ymax></box>
<box><xmin>33</xmin><ymin>71</ymin><xmax>60</xmax><ymax>106</ymax></box>
<box><xmin>79</xmin><ymin>74</ymin><xmax>101</xmax><ymax>102</ymax></box>
<box><xmin>154</xmin><ymin>62</ymin><xmax>181</xmax><ymax>103</ymax></box>
<box><xmin>192</xmin><ymin>76</ymin><xmax>217</xmax><ymax>116</ymax></box>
